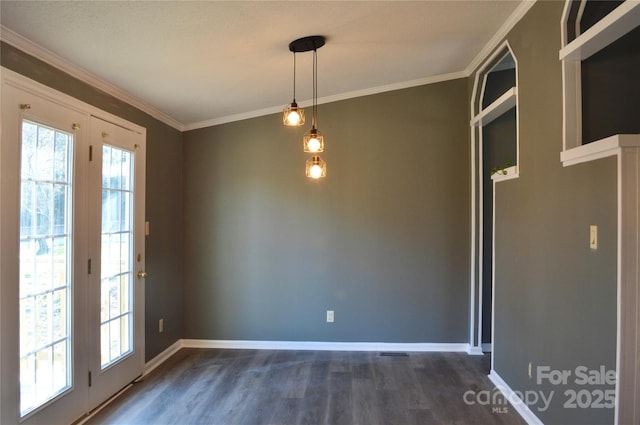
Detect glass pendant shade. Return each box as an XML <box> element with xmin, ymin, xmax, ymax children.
<box><xmin>303</xmin><ymin>127</ymin><xmax>324</xmax><ymax>152</ymax></box>
<box><xmin>306</xmin><ymin>155</ymin><xmax>327</xmax><ymax>179</ymax></box>
<box><xmin>283</xmin><ymin>102</ymin><xmax>305</xmax><ymax>126</ymax></box>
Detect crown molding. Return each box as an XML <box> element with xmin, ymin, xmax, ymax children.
<box><xmin>184</xmin><ymin>104</ymin><xmax>289</xmax><ymax>132</ymax></box>
<box><xmin>0</xmin><ymin>25</ymin><xmax>184</xmax><ymax>131</ymax></box>
<box><xmin>184</xmin><ymin>70</ymin><xmax>468</xmax><ymax>131</ymax></box>
<box><xmin>465</xmin><ymin>0</ymin><xmax>537</xmax><ymax>77</ymax></box>
<box><xmin>314</xmin><ymin>70</ymin><xmax>469</xmax><ymax>109</ymax></box>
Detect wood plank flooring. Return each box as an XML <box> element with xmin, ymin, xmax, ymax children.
<box><xmin>85</xmin><ymin>349</ymin><xmax>526</xmax><ymax>425</ymax></box>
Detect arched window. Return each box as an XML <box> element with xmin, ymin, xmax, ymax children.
<box><xmin>471</xmin><ymin>43</ymin><xmax>518</xmax><ymax>182</ymax></box>
<box><xmin>560</xmin><ymin>0</ymin><xmax>640</xmax><ymax>156</ymax></box>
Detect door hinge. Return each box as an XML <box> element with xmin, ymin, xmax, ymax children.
<box><xmin>88</xmin><ymin>371</ymin><xmax>92</xmax><ymax>387</ymax></box>
<box><xmin>88</xmin><ymin>258</ymin><xmax>92</xmax><ymax>274</ymax></box>
<box><xmin>89</xmin><ymin>145</ymin><xmax>93</xmax><ymax>162</ymax></box>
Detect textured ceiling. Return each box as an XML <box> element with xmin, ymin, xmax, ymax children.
<box><xmin>0</xmin><ymin>1</ymin><xmax>525</xmax><ymax>129</ymax></box>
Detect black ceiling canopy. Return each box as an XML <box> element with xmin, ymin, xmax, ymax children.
<box><xmin>289</xmin><ymin>36</ymin><xmax>326</xmax><ymax>53</ymax></box>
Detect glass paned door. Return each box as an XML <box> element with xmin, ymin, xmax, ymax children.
<box><xmin>2</xmin><ymin>77</ymin><xmax>145</xmax><ymax>425</ymax></box>
<box><xmin>100</xmin><ymin>145</ymin><xmax>134</xmax><ymax>368</ymax></box>
<box><xmin>88</xmin><ymin>116</ymin><xmax>145</xmax><ymax>410</ymax></box>
<box><xmin>2</xmin><ymin>82</ymin><xmax>89</xmax><ymax>425</ymax></box>
<box><xmin>19</xmin><ymin>120</ymin><xmax>73</xmax><ymax>415</ymax></box>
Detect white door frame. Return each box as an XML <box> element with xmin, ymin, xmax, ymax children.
<box><xmin>468</xmin><ymin>41</ymin><xmax>519</xmax><ymax>357</ymax></box>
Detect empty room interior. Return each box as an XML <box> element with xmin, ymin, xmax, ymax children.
<box><xmin>1</xmin><ymin>1</ymin><xmax>639</xmax><ymax>424</ymax></box>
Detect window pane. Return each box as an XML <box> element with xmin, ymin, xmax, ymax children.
<box><xmin>100</xmin><ymin>323</ymin><xmax>109</xmax><ymax>367</ymax></box>
<box><xmin>20</xmin><ymin>180</ymin><xmax>35</xmax><ymax>237</ymax></box>
<box><xmin>120</xmin><ymin>233</ymin><xmax>131</xmax><ymax>273</ymax></box>
<box><xmin>120</xmin><ymin>274</ymin><xmax>129</xmax><ymax>315</ymax></box>
<box><xmin>54</xmin><ymin>132</ymin><xmax>69</xmax><ymax>182</ymax></box>
<box><xmin>20</xmin><ymin>240</ymin><xmax>36</xmax><ymax>297</ymax></box>
<box><xmin>35</xmin><ymin>238</ymin><xmax>53</xmax><ymax>293</ymax></box>
<box><xmin>20</xmin><ymin>297</ymin><xmax>36</xmax><ymax>355</ymax></box>
<box><xmin>121</xmin><ymin>150</ymin><xmax>132</xmax><ymax>191</ymax></box>
<box><xmin>109</xmin><ymin>276</ymin><xmax>120</xmax><ymax>319</ymax></box>
<box><xmin>102</xmin><ymin>146</ymin><xmax>111</xmax><ymax>188</ymax></box>
<box><xmin>34</xmin><ymin>293</ymin><xmax>51</xmax><ymax>356</ymax></box>
<box><xmin>52</xmin><ymin>341</ymin><xmax>67</xmax><ymax>393</ymax></box>
<box><xmin>21</xmin><ymin>121</ymin><xmax>37</xmax><ymax>180</ymax></box>
<box><xmin>35</xmin><ymin>182</ymin><xmax>53</xmax><ymax>237</ymax></box>
<box><xmin>20</xmin><ymin>355</ymin><xmax>36</xmax><ymax>413</ymax></box>
<box><xmin>52</xmin><ymin>288</ymin><xmax>67</xmax><ymax>340</ymax></box>
<box><xmin>120</xmin><ymin>315</ymin><xmax>130</xmax><ymax>354</ymax></box>
<box><xmin>101</xmin><ymin>189</ymin><xmax>110</xmax><ymax>232</ymax></box>
<box><xmin>35</xmin><ymin>126</ymin><xmax>54</xmax><ymax>181</ymax></box>
<box><xmin>35</xmin><ymin>347</ymin><xmax>53</xmax><ymax>404</ymax></box>
<box><xmin>52</xmin><ymin>237</ymin><xmax>67</xmax><ymax>289</ymax></box>
<box><xmin>109</xmin><ymin>318</ymin><xmax>120</xmax><ymax>361</ymax></box>
<box><xmin>53</xmin><ymin>185</ymin><xmax>67</xmax><ymax>236</ymax></box>
<box><xmin>101</xmin><ymin>279</ymin><xmax>109</xmax><ymax>323</ymax></box>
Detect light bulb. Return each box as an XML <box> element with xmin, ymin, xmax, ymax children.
<box><xmin>306</xmin><ymin>137</ymin><xmax>321</xmax><ymax>152</ymax></box>
<box><xmin>283</xmin><ymin>103</ymin><xmax>304</xmax><ymax>126</ymax></box>
<box><xmin>286</xmin><ymin>110</ymin><xmax>301</xmax><ymax>125</ymax></box>
<box><xmin>309</xmin><ymin>164</ymin><xmax>323</xmax><ymax>179</ymax></box>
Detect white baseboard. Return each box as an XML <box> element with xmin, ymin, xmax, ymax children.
<box><xmin>181</xmin><ymin>339</ymin><xmax>470</xmax><ymax>353</ymax></box>
<box><xmin>142</xmin><ymin>339</ymin><xmax>474</xmax><ymax>384</ymax></box>
<box><xmin>482</xmin><ymin>343</ymin><xmax>492</xmax><ymax>352</ymax></box>
<box><xmin>488</xmin><ymin>370</ymin><xmax>544</xmax><ymax>425</ymax></box>
<box><xmin>143</xmin><ymin>340</ymin><xmax>183</xmax><ymax>377</ymax></box>
<box><xmin>467</xmin><ymin>345</ymin><xmax>484</xmax><ymax>355</ymax></box>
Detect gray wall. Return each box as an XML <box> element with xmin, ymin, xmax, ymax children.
<box><xmin>182</xmin><ymin>80</ymin><xmax>470</xmax><ymax>342</ymax></box>
<box><xmin>1</xmin><ymin>42</ymin><xmax>184</xmax><ymax>361</ymax></box>
<box><xmin>476</xmin><ymin>3</ymin><xmax>617</xmax><ymax>424</ymax></box>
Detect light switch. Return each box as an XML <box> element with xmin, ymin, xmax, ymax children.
<box><xmin>326</xmin><ymin>310</ymin><xmax>334</xmax><ymax>323</ymax></box>
<box><xmin>590</xmin><ymin>225</ymin><xmax>597</xmax><ymax>250</ymax></box>
<box><xmin>145</xmin><ymin>221</ymin><xmax>150</xmax><ymax>236</ymax></box>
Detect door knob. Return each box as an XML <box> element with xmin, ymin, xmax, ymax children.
<box><xmin>137</xmin><ymin>271</ymin><xmax>148</xmax><ymax>279</ymax></box>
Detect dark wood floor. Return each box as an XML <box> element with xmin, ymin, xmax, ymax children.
<box><xmin>85</xmin><ymin>349</ymin><xmax>526</xmax><ymax>425</ymax></box>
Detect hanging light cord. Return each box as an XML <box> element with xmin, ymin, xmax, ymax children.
<box><xmin>312</xmin><ymin>49</ymin><xmax>318</xmax><ymax>128</ymax></box>
<box><xmin>292</xmin><ymin>52</ymin><xmax>297</xmax><ymax>102</ymax></box>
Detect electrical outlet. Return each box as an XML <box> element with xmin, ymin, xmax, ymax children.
<box><xmin>159</xmin><ymin>318</ymin><xmax>164</xmax><ymax>333</ymax></box>
<box><xmin>590</xmin><ymin>225</ymin><xmax>597</xmax><ymax>250</ymax></box>
<box><xmin>326</xmin><ymin>310</ymin><xmax>334</xmax><ymax>323</ymax></box>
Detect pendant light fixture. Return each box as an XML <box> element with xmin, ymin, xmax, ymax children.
<box><xmin>303</xmin><ymin>47</ymin><xmax>324</xmax><ymax>153</ymax></box>
<box><xmin>284</xmin><ymin>35</ymin><xmax>327</xmax><ymax>178</ymax></box>
<box><xmin>305</xmin><ymin>155</ymin><xmax>327</xmax><ymax>179</ymax></box>
<box><xmin>283</xmin><ymin>52</ymin><xmax>304</xmax><ymax>126</ymax></box>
